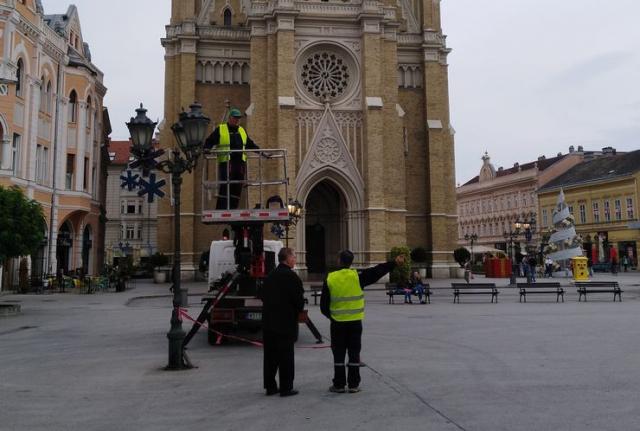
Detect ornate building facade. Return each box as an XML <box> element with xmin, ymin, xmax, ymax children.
<box><xmin>161</xmin><ymin>0</ymin><xmax>457</xmax><ymax>278</ymax></box>
<box><xmin>0</xmin><ymin>1</ymin><xmax>108</xmax><ymax>289</ymax></box>
<box><xmin>456</xmin><ymin>147</ymin><xmax>609</xmax><ymax>257</ymax></box>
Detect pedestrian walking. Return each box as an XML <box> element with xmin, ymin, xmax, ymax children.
<box><xmin>321</xmin><ymin>250</ymin><xmax>405</xmax><ymax>394</ymax></box>
<box><xmin>463</xmin><ymin>260</ymin><xmax>471</xmax><ymax>284</ymax></box>
<box><xmin>544</xmin><ymin>256</ymin><xmax>553</xmax><ymax>278</ymax></box>
<box><xmin>259</xmin><ymin>247</ymin><xmax>305</xmax><ymax>397</ymax></box>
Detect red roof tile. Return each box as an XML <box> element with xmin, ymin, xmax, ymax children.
<box><xmin>108</xmin><ymin>140</ymin><xmax>132</xmax><ymax>165</ymax></box>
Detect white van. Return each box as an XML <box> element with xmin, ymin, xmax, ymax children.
<box><xmin>207</xmin><ymin>240</ymin><xmax>284</xmax><ymax>286</ymax></box>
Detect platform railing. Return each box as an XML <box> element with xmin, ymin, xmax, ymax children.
<box><xmin>202</xmin><ymin>148</ymin><xmax>289</xmax><ymax>215</ymax></box>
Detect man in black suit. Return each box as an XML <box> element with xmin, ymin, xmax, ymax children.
<box><xmin>260</xmin><ymin>247</ymin><xmax>305</xmax><ymax>397</ymax></box>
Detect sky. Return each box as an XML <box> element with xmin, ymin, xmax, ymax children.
<box><xmin>43</xmin><ymin>0</ymin><xmax>640</xmax><ymax>185</ymax></box>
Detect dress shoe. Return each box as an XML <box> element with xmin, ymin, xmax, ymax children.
<box><xmin>329</xmin><ymin>385</ymin><xmax>345</xmax><ymax>393</ymax></box>
<box><xmin>266</xmin><ymin>388</ymin><xmax>279</xmax><ymax>396</ymax></box>
<box><xmin>280</xmin><ymin>389</ymin><xmax>299</xmax><ymax>397</ymax></box>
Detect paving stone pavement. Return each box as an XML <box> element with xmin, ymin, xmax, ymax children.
<box><xmin>1</xmin><ymin>272</ymin><xmax>640</xmax><ymax>431</ymax></box>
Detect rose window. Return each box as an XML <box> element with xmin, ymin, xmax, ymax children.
<box><xmin>301</xmin><ymin>52</ymin><xmax>350</xmax><ymax>102</ymax></box>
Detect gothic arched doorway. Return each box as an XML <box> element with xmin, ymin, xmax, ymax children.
<box><xmin>304</xmin><ymin>180</ymin><xmax>347</xmax><ymax>275</ymax></box>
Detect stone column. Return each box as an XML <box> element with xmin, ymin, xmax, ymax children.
<box><xmin>421</xmin><ymin>3</ymin><xmax>458</xmax><ymax>277</ymax></box>
<box><xmin>361</xmin><ymin>17</ymin><xmax>387</xmax><ymax>263</ymax></box>
<box><xmin>27</xmin><ymin>76</ymin><xmax>42</xmax><ymax>180</ymax></box>
<box><xmin>75</xmin><ymin>101</ymin><xmax>87</xmax><ymax>191</ymax></box>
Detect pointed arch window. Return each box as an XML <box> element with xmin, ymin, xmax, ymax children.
<box><xmin>16</xmin><ymin>58</ymin><xmax>24</xmax><ymax>97</ymax></box>
<box><xmin>69</xmin><ymin>90</ymin><xmax>78</xmax><ymax>123</ymax></box>
<box><xmin>46</xmin><ymin>81</ymin><xmax>53</xmax><ymax>114</ymax></box>
<box><xmin>223</xmin><ymin>8</ymin><xmax>232</xmax><ymax>26</ymax></box>
<box><xmin>86</xmin><ymin>95</ymin><xmax>92</xmax><ymax>129</ymax></box>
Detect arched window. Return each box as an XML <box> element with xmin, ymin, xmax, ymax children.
<box><xmin>46</xmin><ymin>81</ymin><xmax>52</xmax><ymax>113</ymax></box>
<box><xmin>69</xmin><ymin>90</ymin><xmax>77</xmax><ymax>123</ymax></box>
<box><xmin>16</xmin><ymin>58</ymin><xmax>24</xmax><ymax>97</ymax></box>
<box><xmin>86</xmin><ymin>95</ymin><xmax>92</xmax><ymax>129</ymax></box>
<box><xmin>39</xmin><ymin>76</ymin><xmax>46</xmax><ymax>112</ymax></box>
<box><xmin>223</xmin><ymin>8</ymin><xmax>232</xmax><ymax>26</ymax></box>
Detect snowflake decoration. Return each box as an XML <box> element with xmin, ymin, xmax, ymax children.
<box><xmin>120</xmin><ymin>170</ymin><xmax>139</xmax><ymax>191</ymax></box>
<box><xmin>138</xmin><ymin>173</ymin><xmax>166</xmax><ymax>203</ymax></box>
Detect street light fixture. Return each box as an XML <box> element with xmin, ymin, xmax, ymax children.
<box><xmin>502</xmin><ymin>214</ymin><xmax>537</xmax><ymax>285</ymax></box>
<box><xmin>127</xmin><ymin>102</ymin><xmax>210</xmax><ymax>370</ymax></box>
<box><xmin>285</xmin><ymin>199</ymin><xmax>303</xmax><ymax>247</ymax></box>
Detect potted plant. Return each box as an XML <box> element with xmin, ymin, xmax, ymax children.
<box><xmin>149</xmin><ymin>252</ymin><xmax>169</xmax><ymax>283</ymax></box>
<box><xmin>453</xmin><ymin>247</ymin><xmax>471</xmax><ymax>278</ymax></box>
<box><xmin>410</xmin><ymin>246</ymin><xmax>428</xmax><ymax>278</ymax></box>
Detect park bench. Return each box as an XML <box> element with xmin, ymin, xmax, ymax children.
<box><xmin>451</xmin><ymin>283</ymin><xmax>498</xmax><ymax>303</ymax></box>
<box><xmin>309</xmin><ymin>284</ymin><xmax>323</xmax><ymax>305</ymax></box>
<box><xmin>517</xmin><ymin>282</ymin><xmax>564</xmax><ymax>303</ymax></box>
<box><xmin>575</xmin><ymin>281</ymin><xmax>623</xmax><ymax>302</ymax></box>
<box><xmin>386</xmin><ymin>283</ymin><xmax>431</xmax><ymax>304</ymax></box>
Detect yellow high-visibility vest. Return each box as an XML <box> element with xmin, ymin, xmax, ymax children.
<box><xmin>217</xmin><ymin>123</ymin><xmax>247</xmax><ymax>162</ymax></box>
<box><xmin>327</xmin><ymin>268</ymin><xmax>365</xmax><ymax>322</ymax></box>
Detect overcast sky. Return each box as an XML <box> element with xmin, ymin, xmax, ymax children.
<box><xmin>44</xmin><ymin>1</ymin><xmax>640</xmax><ymax>185</ymax></box>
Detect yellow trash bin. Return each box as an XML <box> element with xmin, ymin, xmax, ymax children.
<box><xmin>572</xmin><ymin>256</ymin><xmax>589</xmax><ymax>281</ymax></box>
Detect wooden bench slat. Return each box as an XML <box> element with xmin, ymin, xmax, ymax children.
<box><xmin>386</xmin><ymin>284</ymin><xmax>431</xmax><ymax>304</ymax></box>
<box><xmin>450</xmin><ymin>283</ymin><xmax>498</xmax><ymax>303</ymax></box>
<box><xmin>517</xmin><ymin>282</ymin><xmax>564</xmax><ymax>303</ymax></box>
<box><xmin>575</xmin><ymin>282</ymin><xmax>622</xmax><ymax>302</ymax></box>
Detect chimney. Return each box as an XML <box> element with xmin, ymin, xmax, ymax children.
<box><xmin>569</xmin><ymin>145</ymin><xmax>575</xmax><ymax>153</ymax></box>
<box><xmin>498</xmin><ymin>166</ymin><xmax>503</xmax><ymax>172</ymax></box>
<box><xmin>602</xmin><ymin>146</ymin><xmax>616</xmax><ymax>155</ymax></box>
<box><xmin>537</xmin><ymin>155</ymin><xmax>546</xmax><ymax>161</ymax></box>
<box><xmin>557</xmin><ymin>152</ymin><xmax>562</xmax><ymax>157</ymax></box>
<box><xmin>514</xmin><ymin>162</ymin><xmax>519</xmax><ymax>169</ymax></box>
<box><xmin>578</xmin><ymin>145</ymin><xmax>584</xmax><ymax>152</ymax></box>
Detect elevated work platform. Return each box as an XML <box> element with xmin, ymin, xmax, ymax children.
<box><xmin>201</xmin><ymin>148</ymin><xmax>290</xmax><ymax>225</ymax></box>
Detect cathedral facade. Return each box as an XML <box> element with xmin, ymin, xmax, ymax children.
<box><xmin>161</xmin><ymin>0</ymin><xmax>457</xmax><ymax>278</ymax></box>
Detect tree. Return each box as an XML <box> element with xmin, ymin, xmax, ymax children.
<box><xmin>453</xmin><ymin>247</ymin><xmax>471</xmax><ymax>268</ymax></box>
<box><xmin>0</xmin><ymin>186</ymin><xmax>46</xmax><ymax>266</ymax></box>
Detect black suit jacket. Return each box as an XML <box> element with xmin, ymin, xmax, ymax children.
<box><xmin>260</xmin><ymin>263</ymin><xmax>305</xmax><ymax>339</ymax></box>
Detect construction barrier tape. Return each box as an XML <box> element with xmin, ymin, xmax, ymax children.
<box><xmin>178</xmin><ymin>308</ymin><xmax>331</xmax><ymax>349</ymax></box>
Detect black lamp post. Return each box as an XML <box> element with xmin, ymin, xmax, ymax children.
<box><xmin>464</xmin><ymin>233</ymin><xmax>478</xmax><ymax>264</ymax></box>
<box><xmin>127</xmin><ymin>102</ymin><xmax>210</xmax><ymax>370</ymax></box>
<box><xmin>285</xmin><ymin>199</ymin><xmax>303</xmax><ymax>247</ymax></box>
<box><xmin>503</xmin><ymin>226</ymin><xmax>520</xmax><ymax>285</ymax></box>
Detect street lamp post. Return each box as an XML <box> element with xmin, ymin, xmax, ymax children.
<box><xmin>127</xmin><ymin>102</ymin><xmax>210</xmax><ymax>370</ymax></box>
<box><xmin>503</xmin><ymin>226</ymin><xmax>520</xmax><ymax>285</ymax></box>
<box><xmin>503</xmin><ymin>214</ymin><xmax>536</xmax><ymax>285</ymax></box>
<box><xmin>464</xmin><ymin>233</ymin><xmax>478</xmax><ymax>265</ymax></box>
<box><xmin>285</xmin><ymin>199</ymin><xmax>303</xmax><ymax>247</ymax></box>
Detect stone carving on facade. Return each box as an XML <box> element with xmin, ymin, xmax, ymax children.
<box><xmin>298</xmin><ymin>107</ymin><xmax>364</xmax><ymax>192</ymax></box>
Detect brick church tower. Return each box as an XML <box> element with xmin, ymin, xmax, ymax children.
<box><xmin>161</xmin><ymin>0</ymin><xmax>457</xmax><ymax>278</ymax></box>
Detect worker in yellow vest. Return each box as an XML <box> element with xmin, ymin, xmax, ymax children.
<box><xmin>204</xmin><ymin>108</ymin><xmax>260</xmax><ymax>209</ymax></box>
<box><xmin>321</xmin><ymin>250</ymin><xmax>405</xmax><ymax>393</ymax></box>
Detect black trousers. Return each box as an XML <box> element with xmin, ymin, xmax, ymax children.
<box><xmin>216</xmin><ymin>161</ymin><xmax>246</xmax><ymax>210</ymax></box>
<box><xmin>263</xmin><ymin>330</ymin><xmax>295</xmax><ymax>393</ymax></box>
<box><xmin>330</xmin><ymin>320</ymin><xmax>362</xmax><ymax>389</ymax></box>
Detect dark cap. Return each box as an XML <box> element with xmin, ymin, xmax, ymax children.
<box><xmin>229</xmin><ymin>108</ymin><xmax>242</xmax><ymax>118</ymax></box>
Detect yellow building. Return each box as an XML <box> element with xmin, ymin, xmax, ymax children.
<box><xmin>0</xmin><ymin>1</ymin><xmax>108</xmax><ymax>289</ymax></box>
<box><xmin>161</xmin><ymin>0</ymin><xmax>458</xmax><ymax>279</ymax></box>
<box><xmin>538</xmin><ymin>149</ymin><xmax>640</xmax><ymax>269</ymax></box>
